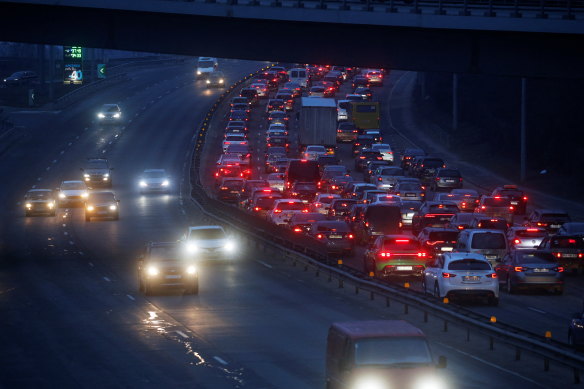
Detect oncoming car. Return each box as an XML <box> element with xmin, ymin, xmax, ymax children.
<box><xmin>96</xmin><ymin>104</ymin><xmax>122</xmax><ymax>123</ymax></box>
<box><xmin>206</xmin><ymin>71</ymin><xmax>226</xmax><ymax>88</ymax></box>
<box><xmin>24</xmin><ymin>189</ymin><xmax>56</xmax><ymax>216</ymax></box>
<box><xmin>139</xmin><ymin>169</ymin><xmax>171</xmax><ymax>193</ymax></box>
<box><xmin>138</xmin><ymin>242</ymin><xmax>198</xmax><ymax>295</ymax></box>
<box><xmin>181</xmin><ymin>226</ymin><xmax>236</xmax><ymax>260</ymax></box>
<box><xmin>57</xmin><ymin>180</ymin><xmax>88</xmax><ymax>207</ymax></box>
<box><xmin>84</xmin><ymin>191</ymin><xmax>120</xmax><ymax>221</ymax></box>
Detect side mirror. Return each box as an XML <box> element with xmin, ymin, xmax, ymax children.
<box><xmin>437</xmin><ymin>355</ymin><xmax>447</xmax><ymax>369</ymax></box>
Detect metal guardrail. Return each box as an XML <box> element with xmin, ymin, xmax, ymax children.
<box><xmin>187</xmin><ymin>65</ymin><xmax>584</xmax><ymax>382</ymax></box>
<box><xmin>175</xmin><ymin>0</ymin><xmax>584</xmax><ymax>19</ymax></box>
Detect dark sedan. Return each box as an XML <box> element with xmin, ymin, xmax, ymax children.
<box><xmin>495</xmin><ymin>251</ymin><xmax>564</xmax><ymax>294</ymax></box>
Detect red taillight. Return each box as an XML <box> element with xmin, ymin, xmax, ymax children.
<box><xmin>569</xmin><ymin>239</ymin><xmax>577</xmax><ymax>244</ymax></box>
<box><xmin>579</xmin><ymin>253</ymin><xmax>584</xmax><ymax>259</ymax></box>
<box><xmin>514</xmin><ymin>239</ymin><xmax>521</xmax><ymax>245</ymax></box>
<box><xmin>435</xmin><ymin>177</ymin><xmax>440</xmax><ymax>182</ymax></box>
<box><xmin>459</xmin><ymin>178</ymin><xmax>463</xmax><ymax>182</ymax></box>
<box><xmin>316</xmin><ymin>234</ymin><xmax>324</xmax><ymax>239</ymax></box>
<box><xmin>274</xmin><ymin>209</ymin><xmax>282</xmax><ymax>213</ymax></box>
<box><xmin>348</xmin><ymin>234</ymin><xmax>354</xmax><ymax>239</ymax></box>
<box><xmin>293</xmin><ymin>227</ymin><xmax>302</xmax><ymax>233</ymax></box>
<box><xmin>509</xmin><ymin>206</ymin><xmax>514</xmax><ymax>211</ymax></box>
<box><xmin>485</xmin><ymin>273</ymin><xmax>498</xmax><ymax>278</ymax></box>
<box><xmin>379</xmin><ymin>252</ymin><xmax>391</xmax><ymax>257</ymax></box>
<box><xmin>553</xmin><ymin>252</ymin><xmax>561</xmax><ymax>258</ymax></box>
<box><xmin>514</xmin><ymin>266</ymin><xmax>525</xmax><ymax>272</ymax></box>
<box><xmin>537</xmin><ymin>222</ymin><xmax>548</xmax><ymax>227</ymax></box>
<box><xmin>526</xmin><ymin>228</ymin><xmax>539</xmax><ymax>232</ymax></box>
<box><xmin>220</xmin><ymin>186</ymin><xmax>228</xmax><ymax>190</ymax></box>
<box><xmin>556</xmin><ymin>266</ymin><xmax>565</xmax><ymax>272</ymax></box>
<box><xmin>442</xmin><ymin>272</ymin><xmax>456</xmax><ymax>278</ymax></box>
<box><xmin>458</xmin><ymin>225</ymin><xmax>464</xmax><ymax>230</ymax></box>
<box><xmin>254</xmin><ymin>207</ymin><xmax>261</xmax><ymax>211</ymax></box>
<box><xmin>481</xmin><ymin>205</ymin><xmax>486</xmax><ymax>209</ymax></box>
<box><xmin>302</xmin><ymin>209</ymin><xmax>309</xmax><ymax>213</ymax></box>
<box><xmin>395</xmin><ymin>239</ymin><xmax>410</xmax><ymax>243</ymax></box>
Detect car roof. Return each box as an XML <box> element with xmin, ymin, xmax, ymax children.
<box><xmin>27</xmin><ymin>189</ymin><xmax>52</xmax><ymax>193</ymax></box>
<box><xmin>331</xmin><ymin>320</ymin><xmax>425</xmax><ymax>339</ymax></box>
<box><xmin>465</xmin><ymin>229</ymin><xmax>506</xmax><ymax>235</ymax></box>
<box><xmin>144</xmin><ymin>169</ymin><xmax>166</xmax><ymax>173</ymax></box>
<box><xmin>62</xmin><ymin>180</ymin><xmax>84</xmax><ymax>184</ymax></box>
<box><xmin>188</xmin><ymin>226</ymin><xmax>225</xmax><ymax>231</ymax></box>
<box><xmin>443</xmin><ymin>252</ymin><xmax>489</xmax><ymax>262</ymax></box>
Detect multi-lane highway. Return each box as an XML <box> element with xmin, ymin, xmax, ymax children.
<box><xmin>0</xmin><ymin>59</ymin><xmax>578</xmax><ymax>388</ymax></box>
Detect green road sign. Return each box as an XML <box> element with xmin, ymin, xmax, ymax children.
<box><xmin>97</xmin><ymin>64</ymin><xmax>106</xmax><ymax>79</ymax></box>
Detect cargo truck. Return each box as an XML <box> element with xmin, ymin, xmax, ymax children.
<box><xmin>299</xmin><ymin>97</ymin><xmax>337</xmax><ymax>154</ymax></box>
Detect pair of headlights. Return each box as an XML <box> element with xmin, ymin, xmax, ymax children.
<box><xmin>87</xmin><ymin>205</ymin><xmax>116</xmax><ymax>211</ymax></box>
<box><xmin>139</xmin><ymin>180</ymin><xmax>169</xmax><ymax>187</ymax></box>
<box><xmin>59</xmin><ymin>192</ymin><xmax>88</xmax><ymax>199</ymax></box>
<box><xmin>354</xmin><ymin>375</ymin><xmax>447</xmax><ymax>389</ymax></box>
<box><xmin>97</xmin><ymin>113</ymin><xmax>121</xmax><ymax>119</ymax></box>
<box><xmin>147</xmin><ymin>265</ymin><xmax>196</xmax><ymax>276</ymax></box>
<box><xmin>206</xmin><ymin>79</ymin><xmax>224</xmax><ymax>84</ymax></box>
<box><xmin>185</xmin><ymin>241</ymin><xmax>235</xmax><ymax>253</ymax></box>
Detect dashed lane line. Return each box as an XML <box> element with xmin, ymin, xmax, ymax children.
<box><xmin>176</xmin><ymin>330</ymin><xmax>188</xmax><ymax>339</ymax></box>
<box><xmin>213</xmin><ymin>356</ymin><xmax>228</xmax><ymax>365</ymax></box>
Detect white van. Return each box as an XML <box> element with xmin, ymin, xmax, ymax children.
<box><xmin>196</xmin><ymin>57</ymin><xmax>218</xmax><ymax>79</ymax></box>
<box><xmin>287</xmin><ymin>68</ymin><xmax>309</xmax><ymax>89</ymax></box>
<box><xmin>455</xmin><ymin>229</ymin><xmax>508</xmax><ymax>266</ymax></box>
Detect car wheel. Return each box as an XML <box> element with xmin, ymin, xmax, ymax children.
<box><xmin>506</xmin><ymin>277</ymin><xmax>515</xmax><ymax>294</ymax></box>
<box><xmin>433</xmin><ymin>283</ymin><xmax>440</xmax><ymax>298</ymax></box>
<box><xmin>138</xmin><ymin>276</ymin><xmax>144</xmax><ymax>292</ymax></box>
<box><xmin>144</xmin><ymin>282</ymin><xmax>154</xmax><ymax>296</ymax></box>
<box><xmin>187</xmin><ymin>279</ymin><xmax>199</xmax><ymax>295</ymax></box>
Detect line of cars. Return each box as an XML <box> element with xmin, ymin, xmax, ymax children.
<box><xmin>208</xmin><ymin>64</ymin><xmax>584</xmax><ymax>311</ymax></box>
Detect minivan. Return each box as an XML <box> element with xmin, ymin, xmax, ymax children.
<box><xmin>285</xmin><ymin>159</ymin><xmax>320</xmax><ymax>189</ymax></box>
<box><xmin>287</xmin><ymin>68</ymin><xmax>309</xmax><ymax>89</ymax></box>
<box><xmin>455</xmin><ymin>229</ymin><xmax>508</xmax><ymax>266</ymax></box>
<box><xmin>326</xmin><ymin>320</ymin><xmax>446</xmax><ymax>389</ymax></box>
<box><xmin>356</xmin><ymin>204</ymin><xmax>402</xmax><ymax>244</ymax></box>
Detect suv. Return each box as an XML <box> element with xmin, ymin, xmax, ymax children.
<box><xmin>180</xmin><ymin>226</ymin><xmax>235</xmax><ymax>260</ymax></box>
<box><xmin>412</xmin><ymin>202</ymin><xmax>459</xmax><ymax>235</ymax></box>
<box><xmin>355</xmin><ymin>204</ymin><xmax>402</xmax><ymax>244</ymax></box>
<box><xmin>414</xmin><ymin>157</ymin><xmax>446</xmax><ymax>183</ymax></box>
<box><xmin>24</xmin><ymin>189</ymin><xmax>56</xmax><ymax>217</ymax></box>
<box><xmin>138</xmin><ymin>242</ymin><xmax>198</xmax><ymax>295</ymax></box>
<box><xmin>82</xmin><ymin>158</ymin><xmax>112</xmax><ymax>188</ymax></box>
<box><xmin>538</xmin><ymin>235</ymin><xmax>584</xmax><ymax>273</ymax></box>
<box><xmin>364</xmin><ymin>235</ymin><xmax>428</xmax><ymax>278</ymax></box>
<box><xmin>491</xmin><ymin>185</ymin><xmax>528</xmax><ymax>214</ymax></box>
<box><xmin>455</xmin><ymin>229</ymin><xmax>508</xmax><ymax>267</ymax></box>
<box><xmin>84</xmin><ymin>191</ymin><xmax>119</xmax><ymax>221</ymax></box>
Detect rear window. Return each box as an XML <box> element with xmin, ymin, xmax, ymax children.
<box><xmin>423</xmin><ymin>159</ymin><xmax>444</xmax><ymax>168</ymax></box>
<box><xmin>517</xmin><ymin>252</ymin><xmax>557</xmax><ymax>264</ymax></box>
<box><xmin>354</xmin><ymin>338</ymin><xmax>432</xmax><ymax>366</ymax></box>
<box><xmin>222</xmin><ymin>180</ymin><xmax>244</xmax><ymax>189</ymax></box>
<box><xmin>383</xmin><ymin>238</ymin><xmax>419</xmax><ymax>250</ymax></box>
<box><xmin>550</xmin><ymin>236</ymin><xmax>584</xmax><ymax>249</ymax></box>
<box><xmin>316</xmin><ymin>223</ymin><xmax>350</xmax><ymax>232</ymax></box>
<box><xmin>483</xmin><ymin>198</ymin><xmax>511</xmax><ymax>207</ymax></box>
<box><xmin>428</xmin><ymin>204</ymin><xmax>458</xmax><ymax>213</ymax></box>
<box><xmin>515</xmin><ymin>229</ymin><xmax>547</xmax><ymax>238</ymax></box>
<box><xmin>318</xmin><ymin>196</ymin><xmax>338</xmax><ymax>204</ymax></box>
<box><xmin>428</xmin><ymin>231</ymin><xmax>459</xmax><ymax>242</ymax></box>
<box><xmin>291</xmin><ymin>70</ymin><xmax>306</xmax><ymax>78</ymax></box>
<box><xmin>276</xmin><ymin>202</ymin><xmax>307</xmax><ymax>211</ymax></box>
<box><xmin>400</xmin><ymin>184</ymin><xmax>421</xmax><ymax>191</ymax></box>
<box><xmin>499</xmin><ymin>189</ymin><xmax>523</xmax><ymax>197</ymax></box>
<box><xmin>332</xmin><ymin>200</ymin><xmax>357</xmax><ymax>210</ymax></box>
<box><xmin>287</xmin><ymin>161</ymin><xmax>320</xmax><ymax>182</ymax></box>
<box><xmin>255</xmin><ymin>196</ymin><xmax>280</xmax><ymax>208</ymax></box>
<box><xmin>355</xmin><ymin>104</ymin><xmax>377</xmax><ymax>113</ymax></box>
<box><xmin>438</xmin><ymin>169</ymin><xmax>460</xmax><ymax>177</ymax></box>
<box><xmin>471</xmin><ymin>233</ymin><xmax>506</xmax><ymax>249</ymax></box>
<box><xmin>366</xmin><ymin>206</ymin><xmax>401</xmax><ymax>225</ymax></box>
<box><xmin>339</xmin><ymin>102</ymin><xmax>352</xmax><ymax>110</ymax></box>
<box><xmin>448</xmin><ymin>259</ymin><xmax>491</xmax><ymax>271</ymax></box>
<box><xmin>379</xmin><ymin>167</ymin><xmax>404</xmax><ymax>176</ymax></box>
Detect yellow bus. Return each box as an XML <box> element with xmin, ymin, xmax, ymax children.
<box><xmin>350</xmin><ymin>101</ymin><xmax>380</xmax><ymax>130</ymax></box>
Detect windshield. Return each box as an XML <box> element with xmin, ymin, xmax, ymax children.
<box><xmin>355</xmin><ymin>104</ymin><xmax>377</xmax><ymax>113</ymax></box>
<box><xmin>438</xmin><ymin>169</ymin><xmax>460</xmax><ymax>177</ymax></box>
<box><xmin>61</xmin><ymin>182</ymin><xmax>85</xmax><ymax>190</ymax></box>
<box><xmin>86</xmin><ymin>160</ymin><xmax>108</xmax><ymax>169</ymax></box>
<box><xmin>423</xmin><ymin>159</ymin><xmax>444</xmax><ymax>168</ymax></box>
<box><xmin>27</xmin><ymin>191</ymin><xmax>52</xmax><ymax>200</ymax></box>
<box><xmin>189</xmin><ymin>229</ymin><xmax>225</xmax><ymax>240</ymax></box>
<box><xmin>400</xmin><ymin>184</ymin><xmax>421</xmax><ymax>191</ymax></box>
<box><xmin>448</xmin><ymin>259</ymin><xmax>491</xmax><ymax>271</ymax></box>
<box><xmin>471</xmin><ymin>233</ymin><xmax>506</xmax><ymax>249</ymax></box>
<box><xmin>198</xmin><ymin>61</ymin><xmax>214</xmax><ymax>68</ymax></box>
<box><xmin>484</xmin><ymin>198</ymin><xmax>511</xmax><ymax>207</ymax></box>
<box><xmin>144</xmin><ymin>171</ymin><xmax>165</xmax><ymax>178</ymax></box>
<box><xmin>88</xmin><ymin>193</ymin><xmax>115</xmax><ymax>202</ymax></box>
<box><xmin>541</xmin><ymin>213</ymin><xmax>571</xmax><ymax>223</ymax></box>
<box><xmin>149</xmin><ymin>246</ymin><xmax>178</xmax><ymax>259</ymax></box>
<box><xmin>276</xmin><ymin>202</ymin><xmax>307</xmax><ymax>211</ymax></box>
<box><xmin>354</xmin><ymin>338</ymin><xmax>433</xmax><ymax>366</ymax></box>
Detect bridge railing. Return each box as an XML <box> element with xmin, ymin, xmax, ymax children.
<box><xmin>172</xmin><ymin>0</ymin><xmax>584</xmax><ymax>19</ymax></box>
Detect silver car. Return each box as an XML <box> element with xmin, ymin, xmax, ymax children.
<box><xmin>507</xmin><ymin>227</ymin><xmax>547</xmax><ymax>250</ymax></box>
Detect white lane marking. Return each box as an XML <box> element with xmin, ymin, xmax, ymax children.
<box><xmin>213</xmin><ymin>356</ymin><xmax>228</xmax><ymax>365</ymax></box>
<box><xmin>52</xmin><ymin>159</ymin><xmax>57</xmax><ymax>164</ymax></box>
<box><xmin>528</xmin><ymin>307</ymin><xmax>546</xmax><ymax>314</ymax></box>
<box><xmin>436</xmin><ymin>342</ymin><xmax>546</xmax><ymax>388</ymax></box>
<box><xmin>135</xmin><ymin>113</ymin><xmax>139</xmax><ymax>117</ymax></box>
<box><xmin>126</xmin><ymin>294</ymin><xmax>135</xmax><ymax>301</ymax></box>
<box><xmin>68</xmin><ymin>142</ymin><xmax>72</xmax><ymax>146</ymax></box>
<box><xmin>63</xmin><ymin>232</ymin><xmax>68</xmax><ymax>236</ymax></box>
<box><xmin>89</xmin><ymin>262</ymin><xmax>94</xmax><ymax>267</ymax></box>
<box><xmin>103</xmin><ymin>277</ymin><xmax>111</xmax><ymax>282</ymax></box>
<box><xmin>37</xmin><ymin>177</ymin><xmax>41</xmax><ymax>181</ymax></box>
<box><xmin>84</xmin><ymin>127</ymin><xmax>88</xmax><ymax>131</ymax></box>
<box><xmin>31</xmin><ymin>185</ymin><xmax>36</xmax><ymax>189</ymax></box>
<box><xmin>255</xmin><ymin>259</ymin><xmax>273</xmax><ymax>269</ymax></box>
<box><xmin>128</xmin><ymin>119</ymin><xmax>132</xmax><ymax>124</ymax></box>
<box><xmin>75</xmin><ymin>135</ymin><xmax>79</xmax><ymax>139</ymax></box>
<box><xmin>79</xmin><ymin>251</ymin><xmax>84</xmax><ymax>256</ymax></box>
<box><xmin>60</xmin><ymin>150</ymin><xmax>65</xmax><ymax>155</ymax></box>
<box><xmin>180</xmin><ymin>209</ymin><xmax>186</xmax><ymax>215</ymax></box>
<box><xmin>45</xmin><ymin>166</ymin><xmax>50</xmax><ymax>171</ymax></box>
<box><xmin>176</xmin><ymin>330</ymin><xmax>188</xmax><ymax>339</ymax></box>
<box><xmin>62</xmin><ymin>224</ymin><xmax>66</xmax><ymax>227</ymax></box>
<box><xmin>108</xmin><ymin>141</ymin><xmax>112</xmax><ymax>145</ymax></box>
<box><xmin>102</xmin><ymin>149</ymin><xmax>107</xmax><ymax>154</ymax></box>
<box><xmin>68</xmin><ymin>240</ymin><xmax>74</xmax><ymax>245</ymax></box>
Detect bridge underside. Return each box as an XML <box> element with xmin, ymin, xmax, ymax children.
<box><xmin>1</xmin><ymin>1</ymin><xmax>583</xmax><ymax>78</ymax></box>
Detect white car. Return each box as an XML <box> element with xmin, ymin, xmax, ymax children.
<box><xmin>139</xmin><ymin>169</ymin><xmax>170</xmax><ymax>193</ymax></box>
<box><xmin>250</xmin><ymin>83</ymin><xmax>268</xmax><ymax>98</ymax></box>
<box><xmin>311</xmin><ymin>193</ymin><xmax>341</xmax><ymax>214</ymax></box>
<box><xmin>422</xmin><ymin>252</ymin><xmax>499</xmax><ymax>306</ymax></box>
<box><xmin>303</xmin><ymin>145</ymin><xmax>327</xmax><ymax>161</ymax></box>
<box><xmin>267</xmin><ymin>173</ymin><xmax>285</xmax><ymax>191</ymax></box>
<box><xmin>58</xmin><ymin>180</ymin><xmax>88</xmax><ymax>206</ymax></box>
<box><xmin>181</xmin><ymin>226</ymin><xmax>236</xmax><ymax>260</ymax></box>
<box><xmin>371</xmin><ymin>193</ymin><xmax>402</xmax><ymax>205</ymax></box>
<box><xmin>371</xmin><ymin>143</ymin><xmax>394</xmax><ymax>162</ymax></box>
<box><xmin>336</xmin><ymin>100</ymin><xmax>350</xmax><ymax>121</ymax></box>
<box><xmin>96</xmin><ymin>104</ymin><xmax>122</xmax><ymax>123</ymax></box>
<box><xmin>222</xmin><ymin>135</ymin><xmax>248</xmax><ymax>152</ymax></box>
<box><xmin>268</xmin><ymin>199</ymin><xmax>309</xmax><ymax>225</ymax></box>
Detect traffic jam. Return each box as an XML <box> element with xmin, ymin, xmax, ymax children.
<box><xmin>212</xmin><ymin>64</ymin><xmax>584</xmax><ymax>314</ymax></box>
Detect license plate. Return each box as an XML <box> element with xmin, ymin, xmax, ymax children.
<box><xmin>329</xmin><ymin>234</ymin><xmax>342</xmax><ymax>239</ymax></box>
<box><xmin>165</xmin><ymin>275</ymin><xmax>181</xmax><ymax>279</ymax></box>
<box><xmin>563</xmin><ymin>253</ymin><xmax>577</xmax><ymax>258</ymax></box>
<box><xmin>406</xmin><ymin>193</ymin><xmax>415</xmax><ymax>197</ymax></box>
<box><xmin>441</xmin><ymin>247</ymin><xmax>453</xmax><ymax>252</ymax></box>
<box><xmin>446</xmin><ymin>180</ymin><xmax>455</xmax><ymax>183</ymax></box>
<box><xmin>550</xmin><ymin>224</ymin><xmax>561</xmax><ymax>228</ymax></box>
<box><xmin>463</xmin><ymin>276</ymin><xmax>480</xmax><ymax>282</ymax></box>
<box><xmin>533</xmin><ymin>268</ymin><xmax>549</xmax><ymax>273</ymax></box>
<box><xmin>510</xmin><ymin>201</ymin><xmax>518</xmax><ymax>205</ymax></box>
<box><xmin>397</xmin><ymin>266</ymin><xmax>413</xmax><ymax>271</ymax></box>
<box><xmin>230</xmin><ymin>191</ymin><xmax>239</xmax><ymax>194</ymax></box>
<box><xmin>485</xmin><ymin>255</ymin><xmax>497</xmax><ymax>260</ymax></box>
<box><xmin>97</xmin><ymin>211</ymin><xmax>109</xmax><ymax>215</ymax></box>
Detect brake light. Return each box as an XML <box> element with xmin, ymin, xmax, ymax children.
<box><xmin>316</xmin><ymin>234</ymin><xmax>324</xmax><ymax>239</ymax></box>
<box><xmin>348</xmin><ymin>234</ymin><xmax>354</xmax><ymax>239</ymax></box>
<box><xmin>523</xmin><ymin>196</ymin><xmax>528</xmax><ymax>201</ymax></box>
<box><xmin>485</xmin><ymin>273</ymin><xmax>498</xmax><ymax>278</ymax></box>
<box><xmin>537</xmin><ymin>222</ymin><xmax>548</xmax><ymax>227</ymax></box>
<box><xmin>254</xmin><ymin>207</ymin><xmax>262</xmax><ymax>211</ymax></box>
<box><xmin>274</xmin><ymin>209</ymin><xmax>282</xmax><ymax>213</ymax></box>
<box><xmin>514</xmin><ymin>266</ymin><xmax>525</xmax><ymax>272</ymax></box>
<box><xmin>553</xmin><ymin>252</ymin><xmax>561</xmax><ymax>258</ymax></box>
<box><xmin>442</xmin><ymin>272</ymin><xmax>456</xmax><ymax>278</ymax></box>
<box><xmin>293</xmin><ymin>227</ymin><xmax>303</xmax><ymax>233</ymax></box>
<box><xmin>556</xmin><ymin>266</ymin><xmax>565</xmax><ymax>272</ymax></box>
<box><xmin>514</xmin><ymin>239</ymin><xmax>521</xmax><ymax>245</ymax></box>
<box><xmin>379</xmin><ymin>252</ymin><xmax>391</xmax><ymax>257</ymax></box>
<box><xmin>569</xmin><ymin>239</ymin><xmax>577</xmax><ymax>244</ymax></box>
<box><xmin>395</xmin><ymin>239</ymin><xmax>410</xmax><ymax>243</ymax></box>
<box><xmin>436</xmin><ymin>177</ymin><xmax>440</xmax><ymax>182</ymax></box>
<box><xmin>220</xmin><ymin>186</ymin><xmax>228</xmax><ymax>190</ymax></box>
<box><xmin>526</xmin><ymin>228</ymin><xmax>539</xmax><ymax>232</ymax></box>
<box><xmin>458</xmin><ymin>225</ymin><xmax>465</xmax><ymax>230</ymax></box>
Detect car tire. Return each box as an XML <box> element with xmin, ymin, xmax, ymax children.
<box><xmin>144</xmin><ymin>282</ymin><xmax>154</xmax><ymax>296</ymax></box>
<box><xmin>489</xmin><ymin>296</ymin><xmax>499</xmax><ymax>306</ymax></box>
<box><xmin>433</xmin><ymin>283</ymin><xmax>440</xmax><ymax>298</ymax></box>
<box><xmin>506</xmin><ymin>278</ymin><xmax>515</xmax><ymax>294</ymax></box>
<box><xmin>187</xmin><ymin>279</ymin><xmax>199</xmax><ymax>295</ymax></box>
<box><xmin>50</xmin><ymin>210</ymin><xmax>56</xmax><ymax>217</ymax></box>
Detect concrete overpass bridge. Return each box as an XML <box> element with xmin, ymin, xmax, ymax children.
<box><xmin>0</xmin><ymin>0</ymin><xmax>583</xmax><ymax>76</ymax></box>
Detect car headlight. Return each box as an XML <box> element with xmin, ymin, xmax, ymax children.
<box><xmin>113</xmin><ymin>113</ymin><xmax>121</xmax><ymax>118</ymax></box>
<box><xmin>185</xmin><ymin>242</ymin><xmax>198</xmax><ymax>253</ymax></box>
<box><xmin>103</xmin><ymin>177</ymin><xmax>109</xmax><ymax>181</ymax></box>
<box><xmin>104</xmin><ymin>173</ymin><xmax>109</xmax><ymax>178</ymax></box>
<box><xmin>354</xmin><ymin>376</ymin><xmax>388</xmax><ymax>389</ymax></box>
<box><xmin>48</xmin><ymin>202</ymin><xmax>55</xmax><ymax>208</ymax></box>
<box><xmin>109</xmin><ymin>205</ymin><xmax>117</xmax><ymax>211</ymax></box>
<box><xmin>59</xmin><ymin>193</ymin><xmax>66</xmax><ymax>199</ymax></box>
<box><xmin>414</xmin><ymin>376</ymin><xmax>447</xmax><ymax>389</ymax></box>
<box><xmin>97</xmin><ymin>113</ymin><xmax>105</xmax><ymax>118</ymax></box>
<box><xmin>147</xmin><ymin>266</ymin><xmax>159</xmax><ymax>276</ymax></box>
<box><xmin>186</xmin><ymin>265</ymin><xmax>197</xmax><ymax>275</ymax></box>
<box><xmin>81</xmin><ymin>192</ymin><xmax>88</xmax><ymax>198</ymax></box>
<box><xmin>197</xmin><ymin>70</ymin><xmax>202</xmax><ymax>75</ymax></box>
<box><xmin>84</xmin><ymin>174</ymin><xmax>90</xmax><ymax>178</ymax></box>
<box><xmin>206</xmin><ymin>79</ymin><xmax>211</xmax><ymax>84</ymax></box>
<box><xmin>139</xmin><ymin>181</ymin><xmax>147</xmax><ymax>187</ymax></box>
<box><xmin>219</xmin><ymin>79</ymin><xmax>224</xmax><ymax>83</ymax></box>
<box><xmin>86</xmin><ymin>205</ymin><xmax>94</xmax><ymax>211</ymax></box>
<box><xmin>224</xmin><ymin>241</ymin><xmax>235</xmax><ymax>253</ymax></box>
<box><xmin>25</xmin><ymin>203</ymin><xmax>32</xmax><ymax>208</ymax></box>
<box><xmin>162</xmin><ymin>180</ymin><xmax>169</xmax><ymax>187</ymax></box>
